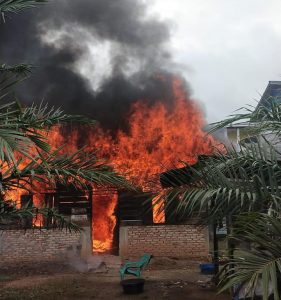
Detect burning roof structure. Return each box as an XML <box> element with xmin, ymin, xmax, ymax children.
<box><xmin>4</xmin><ymin>75</ymin><xmax>222</xmax><ymax>254</ymax></box>
<box><xmin>1</xmin><ymin>0</ymin><xmax>224</xmax><ymax>256</ymax></box>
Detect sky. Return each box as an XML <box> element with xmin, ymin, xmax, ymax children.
<box><xmin>2</xmin><ymin>0</ymin><xmax>281</xmax><ymax>125</ymax></box>
<box><xmin>148</xmin><ymin>0</ymin><xmax>281</xmax><ymax>122</ymax></box>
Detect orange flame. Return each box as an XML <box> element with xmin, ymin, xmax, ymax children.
<box><xmin>92</xmin><ymin>190</ymin><xmax>118</xmax><ymax>253</ymax></box>
<box><xmin>104</xmin><ymin>78</ymin><xmax>218</xmax><ymax>186</ymax></box>
<box><xmin>86</xmin><ymin>77</ymin><xmax>221</xmax><ymax>224</ymax></box>
<box><xmin>4</xmin><ymin>76</ymin><xmax>223</xmax><ymax>252</ymax></box>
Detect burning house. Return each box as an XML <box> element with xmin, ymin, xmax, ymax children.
<box><xmin>0</xmin><ymin>77</ymin><xmax>220</xmax><ymax>265</ymax></box>
<box><xmin>0</xmin><ymin>0</ymin><xmax>222</xmax><ymax>265</ymax></box>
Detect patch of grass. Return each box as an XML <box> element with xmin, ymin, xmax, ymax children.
<box><xmin>0</xmin><ymin>275</ymin><xmax>13</xmax><ymax>282</ymax></box>
<box><xmin>0</xmin><ymin>281</ymin><xmax>72</xmax><ymax>300</ymax></box>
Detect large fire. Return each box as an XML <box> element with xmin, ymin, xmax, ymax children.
<box><xmin>100</xmin><ymin>78</ymin><xmax>217</xmax><ymax>186</ymax></box>
<box><xmin>92</xmin><ymin>190</ymin><xmax>118</xmax><ymax>253</ymax></box>
<box><xmin>5</xmin><ymin>77</ymin><xmax>221</xmax><ymax>253</ymax></box>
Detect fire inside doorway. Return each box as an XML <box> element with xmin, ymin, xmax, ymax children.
<box><xmin>16</xmin><ymin>184</ymin><xmax>154</xmax><ymax>257</ymax></box>
<box><xmin>20</xmin><ymin>186</ymin><xmax>120</xmax><ymax>255</ymax></box>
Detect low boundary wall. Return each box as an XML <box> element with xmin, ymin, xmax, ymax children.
<box><xmin>0</xmin><ymin>229</ymin><xmax>86</xmax><ymax>265</ymax></box>
<box><xmin>119</xmin><ymin>224</ymin><xmax>209</xmax><ymax>259</ymax></box>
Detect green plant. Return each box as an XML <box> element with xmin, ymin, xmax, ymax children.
<box><xmin>157</xmin><ymin>98</ymin><xmax>281</xmax><ymax>299</ymax></box>
<box><xmin>157</xmin><ymin>140</ymin><xmax>281</xmax><ymax>225</ymax></box>
<box><xmin>219</xmin><ymin>213</ymin><xmax>281</xmax><ymax>300</ymax></box>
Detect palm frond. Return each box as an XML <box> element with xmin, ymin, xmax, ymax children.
<box><xmin>218</xmin><ymin>213</ymin><xmax>281</xmax><ymax>300</ymax></box>
<box><xmin>37</xmin><ymin>207</ymin><xmax>81</xmax><ymax>232</ymax></box>
<box><xmin>209</xmin><ymin>100</ymin><xmax>281</xmax><ymax>136</ymax></box>
<box><xmin>0</xmin><ymin>101</ymin><xmax>97</xmax><ymax>163</ymax></box>
<box><xmin>0</xmin><ymin>0</ymin><xmax>46</xmax><ymax>19</ymax></box>
<box><xmin>0</xmin><ymin>66</ymin><xmax>28</xmax><ymax>100</ymax></box>
<box><xmin>157</xmin><ymin>140</ymin><xmax>281</xmax><ymax>224</ymax></box>
<box><xmin>17</xmin><ymin>102</ymin><xmax>97</xmax><ymax>129</ymax></box>
<box><xmin>0</xmin><ymin>198</ymin><xmax>81</xmax><ymax>232</ymax></box>
<box><xmin>0</xmin><ymin>63</ymin><xmax>32</xmax><ymax>76</ymax></box>
<box><xmin>2</xmin><ymin>148</ymin><xmax>134</xmax><ymax>191</ymax></box>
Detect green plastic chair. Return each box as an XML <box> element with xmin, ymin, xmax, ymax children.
<box><xmin>119</xmin><ymin>254</ymin><xmax>152</xmax><ymax>280</ymax></box>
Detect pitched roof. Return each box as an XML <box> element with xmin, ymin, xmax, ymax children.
<box><xmin>256</xmin><ymin>81</ymin><xmax>281</xmax><ymax>109</ymax></box>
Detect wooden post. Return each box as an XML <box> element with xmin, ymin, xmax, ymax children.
<box><xmin>213</xmin><ymin>222</ymin><xmax>219</xmax><ymax>283</ymax></box>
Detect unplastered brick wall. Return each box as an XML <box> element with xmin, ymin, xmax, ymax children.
<box><xmin>119</xmin><ymin>224</ymin><xmax>209</xmax><ymax>260</ymax></box>
<box><xmin>0</xmin><ymin>229</ymin><xmax>82</xmax><ymax>265</ymax></box>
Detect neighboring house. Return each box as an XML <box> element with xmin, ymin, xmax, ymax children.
<box><xmin>256</xmin><ymin>81</ymin><xmax>281</xmax><ymax>108</ymax></box>
<box><xmin>226</xmin><ymin>81</ymin><xmax>281</xmax><ymax>155</ymax></box>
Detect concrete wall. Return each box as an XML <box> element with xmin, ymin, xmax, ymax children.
<box><xmin>0</xmin><ymin>228</ymin><xmax>91</xmax><ymax>266</ymax></box>
<box><xmin>119</xmin><ymin>224</ymin><xmax>209</xmax><ymax>260</ymax></box>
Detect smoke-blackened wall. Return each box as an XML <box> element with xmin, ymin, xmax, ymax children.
<box><xmin>0</xmin><ymin>0</ymin><xmax>188</xmax><ymax>130</ymax></box>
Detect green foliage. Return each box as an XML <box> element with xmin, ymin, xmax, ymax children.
<box><xmin>0</xmin><ymin>101</ymin><xmax>97</xmax><ymax>163</ymax></box>
<box><xmin>210</xmin><ymin>100</ymin><xmax>281</xmax><ymax>136</ymax></box>
<box><xmin>0</xmin><ymin>0</ymin><xmax>46</xmax><ymax>20</ymax></box>
<box><xmin>2</xmin><ymin>146</ymin><xmax>133</xmax><ymax>191</ymax></box>
<box><xmin>0</xmin><ymin>63</ymin><xmax>32</xmax><ymax>75</ymax></box>
<box><xmin>158</xmin><ymin>140</ymin><xmax>281</xmax><ymax>224</ymax></box>
<box><xmin>159</xmin><ymin>98</ymin><xmax>281</xmax><ymax>298</ymax></box>
<box><xmin>219</xmin><ymin>213</ymin><xmax>281</xmax><ymax>300</ymax></box>
<box><xmin>0</xmin><ymin>64</ymin><xmax>30</xmax><ymax>104</ymax></box>
<box><xmin>0</xmin><ymin>199</ymin><xmax>81</xmax><ymax>232</ymax></box>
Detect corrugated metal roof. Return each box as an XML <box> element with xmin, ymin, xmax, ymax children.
<box><xmin>256</xmin><ymin>81</ymin><xmax>281</xmax><ymax>109</ymax></box>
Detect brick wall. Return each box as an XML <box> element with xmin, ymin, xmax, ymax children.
<box><xmin>0</xmin><ymin>225</ymin><xmax>209</xmax><ymax>265</ymax></box>
<box><xmin>0</xmin><ymin>229</ymin><xmax>83</xmax><ymax>265</ymax></box>
<box><xmin>119</xmin><ymin>224</ymin><xmax>209</xmax><ymax>259</ymax></box>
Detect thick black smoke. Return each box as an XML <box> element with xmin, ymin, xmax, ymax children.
<box><xmin>0</xmin><ymin>0</ymin><xmax>187</xmax><ymax>130</ymax></box>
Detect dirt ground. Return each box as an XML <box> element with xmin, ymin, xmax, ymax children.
<box><xmin>0</xmin><ymin>257</ymin><xmax>231</xmax><ymax>300</ymax></box>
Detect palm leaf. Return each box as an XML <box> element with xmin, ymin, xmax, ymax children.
<box><xmin>157</xmin><ymin>139</ymin><xmax>281</xmax><ymax>224</ymax></box>
<box><xmin>0</xmin><ymin>198</ymin><xmax>81</xmax><ymax>232</ymax></box>
<box><xmin>0</xmin><ymin>101</ymin><xmax>97</xmax><ymax>163</ymax></box>
<box><xmin>209</xmin><ymin>100</ymin><xmax>281</xmax><ymax>136</ymax></box>
<box><xmin>0</xmin><ymin>63</ymin><xmax>32</xmax><ymax>76</ymax></box>
<box><xmin>2</xmin><ymin>148</ymin><xmax>134</xmax><ymax>191</ymax></box>
<box><xmin>0</xmin><ymin>0</ymin><xmax>46</xmax><ymax>18</ymax></box>
<box><xmin>218</xmin><ymin>213</ymin><xmax>281</xmax><ymax>300</ymax></box>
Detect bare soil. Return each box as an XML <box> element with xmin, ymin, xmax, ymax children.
<box><xmin>0</xmin><ymin>258</ymin><xmax>231</xmax><ymax>300</ymax></box>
